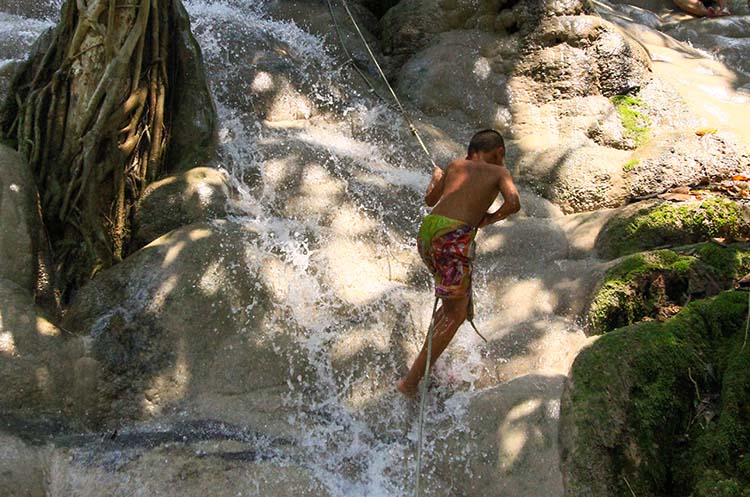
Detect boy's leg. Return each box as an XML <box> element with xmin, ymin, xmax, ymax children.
<box><xmin>397</xmin><ymin>296</ymin><xmax>469</xmax><ymax>397</ymax></box>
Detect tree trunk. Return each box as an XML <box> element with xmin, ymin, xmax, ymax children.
<box><xmin>2</xmin><ymin>0</ymin><xmax>188</xmax><ymax>301</ymax></box>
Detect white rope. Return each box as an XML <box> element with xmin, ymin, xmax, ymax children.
<box><xmin>414</xmin><ymin>296</ymin><xmax>439</xmax><ymax>497</ymax></box>
<box><xmin>329</xmin><ymin>4</ymin><xmax>490</xmax><ymax>495</ymax></box>
<box><xmin>337</xmin><ymin>0</ymin><xmax>439</xmax><ymax>170</ymax></box>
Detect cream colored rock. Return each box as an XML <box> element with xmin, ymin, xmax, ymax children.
<box><xmin>396</xmin><ymin>30</ymin><xmax>516</xmax><ymax>128</ymax></box>
<box><xmin>65</xmin><ymin>221</ymin><xmax>314</xmax><ymax>434</ymax></box>
<box><xmin>0</xmin><ymin>279</ymin><xmax>85</xmax><ymax>418</ymax></box>
<box><xmin>46</xmin><ymin>431</ymin><xmax>329</xmax><ymax>497</ymax></box>
<box><xmin>0</xmin><ymin>144</ymin><xmax>39</xmax><ymax>290</ymax></box>
<box><xmin>132</xmin><ymin>167</ymin><xmax>230</xmax><ymax>247</ymax></box>
<box><xmin>516</xmin><ymin>143</ymin><xmax>631</xmax><ymax>213</ymax></box>
<box><xmin>0</xmin><ymin>432</ymin><xmax>47</xmax><ymax>497</ymax></box>
<box><xmin>431</xmin><ymin>375</ymin><xmax>570</xmax><ymax>497</ymax></box>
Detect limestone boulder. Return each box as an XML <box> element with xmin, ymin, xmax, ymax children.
<box><xmin>516</xmin><ymin>143</ymin><xmax>631</xmax><ymax>213</ymax></box>
<box><xmin>381</xmin><ymin>0</ymin><xmax>592</xmax><ymax>60</ymax></box>
<box><xmin>0</xmin><ymin>144</ymin><xmax>39</xmax><ymax>291</ymax></box>
<box><xmin>395</xmin><ymin>30</ymin><xmax>518</xmax><ymax>131</ymax></box>
<box><xmin>165</xmin><ymin>1</ymin><xmax>218</xmax><ymax>172</ymax></box>
<box><xmin>132</xmin><ymin>167</ymin><xmax>230</xmax><ymax>248</ymax></box>
<box><xmin>64</xmin><ymin>221</ymin><xmax>313</xmax><ymax>433</ymax></box>
<box><xmin>431</xmin><ymin>375</ymin><xmax>567</xmax><ymax>497</ymax></box>
<box><xmin>0</xmin><ymin>432</ymin><xmax>47</xmax><ymax>497</ymax></box>
<box><xmin>44</xmin><ymin>421</ymin><xmax>329</xmax><ymax>497</ymax></box>
<box><xmin>0</xmin><ymin>279</ymin><xmax>86</xmax><ymax>419</ymax></box>
<box><xmin>517</xmin><ymin>15</ymin><xmax>651</xmax><ymax>102</ymax></box>
<box><xmin>625</xmin><ymin>133</ymin><xmax>750</xmax><ymax>199</ymax></box>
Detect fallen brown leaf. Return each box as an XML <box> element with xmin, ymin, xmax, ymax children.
<box><xmin>696</xmin><ymin>127</ymin><xmax>718</xmax><ymax>136</ymax></box>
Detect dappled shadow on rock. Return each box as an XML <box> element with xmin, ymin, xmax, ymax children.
<box><xmin>430</xmin><ymin>374</ymin><xmax>569</xmax><ymax>497</ymax></box>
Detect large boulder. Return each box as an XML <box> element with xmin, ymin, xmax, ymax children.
<box><xmin>381</xmin><ymin>0</ymin><xmax>663</xmax><ymax>213</ymax></box>
<box><xmin>596</xmin><ymin>198</ymin><xmax>750</xmax><ymax>259</ymax></box>
<box><xmin>0</xmin><ymin>280</ymin><xmax>87</xmax><ymax>420</ymax></box>
<box><xmin>131</xmin><ymin>167</ymin><xmax>230</xmax><ymax>248</ymax></box>
<box><xmin>381</xmin><ymin>0</ymin><xmax>593</xmax><ymax>60</ymax></box>
<box><xmin>516</xmin><ymin>143</ymin><xmax>631</xmax><ymax>213</ymax></box>
<box><xmin>561</xmin><ymin>291</ymin><xmax>750</xmax><ymax>497</ymax></box>
<box><xmin>516</xmin><ymin>14</ymin><xmax>651</xmax><ymax>102</ymax></box>
<box><xmin>585</xmin><ymin>244</ymin><xmax>750</xmax><ymax>334</ymax></box>
<box><xmin>395</xmin><ymin>30</ymin><xmax>518</xmax><ymax>132</ymax></box>
<box><xmin>44</xmin><ymin>421</ymin><xmax>330</xmax><ymax>497</ymax></box>
<box><xmin>624</xmin><ymin>133</ymin><xmax>750</xmax><ymax>199</ymax></box>
<box><xmin>63</xmin><ymin>221</ymin><xmax>314</xmax><ymax>433</ymax></box>
<box><xmin>0</xmin><ymin>432</ymin><xmax>47</xmax><ymax>497</ymax></box>
<box><xmin>431</xmin><ymin>374</ymin><xmax>568</xmax><ymax>497</ymax></box>
<box><xmin>164</xmin><ymin>0</ymin><xmax>218</xmax><ymax>172</ymax></box>
<box><xmin>0</xmin><ymin>144</ymin><xmax>40</xmax><ymax>291</ymax></box>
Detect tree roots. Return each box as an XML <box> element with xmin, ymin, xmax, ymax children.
<box><xmin>3</xmin><ymin>0</ymin><xmax>176</xmax><ymax>300</ymax></box>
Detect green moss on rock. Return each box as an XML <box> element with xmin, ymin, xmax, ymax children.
<box><xmin>587</xmin><ymin>243</ymin><xmax>750</xmax><ymax>335</ymax></box>
<box><xmin>611</xmin><ymin>94</ymin><xmax>651</xmax><ymax>147</ymax></box>
<box><xmin>622</xmin><ymin>158</ymin><xmax>640</xmax><ymax>172</ymax></box>
<box><xmin>561</xmin><ymin>291</ymin><xmax>750</xmax><ymax>497</ymax></box>
<box><xmin>597</xmin><ymin>198</ymin><xmax>750</xmax><ymax>259</ymax></box>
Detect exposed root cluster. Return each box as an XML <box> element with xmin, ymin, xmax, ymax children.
<box><xmin>2</xmin><ymin>0</ymin><xmax>175</xmax><ymax>299</ymax></box>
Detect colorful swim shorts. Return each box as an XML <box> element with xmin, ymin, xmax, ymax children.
<box><xmin>417</xmin><ymin>214</ymin><xmax>477</xmax><ymax>299</ymax></box>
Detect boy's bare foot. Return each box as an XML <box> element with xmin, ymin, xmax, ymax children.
<box><xmin>396</xmin><ymin>378</ymin><xmax>418</xmax><ymax>400</ymax></box>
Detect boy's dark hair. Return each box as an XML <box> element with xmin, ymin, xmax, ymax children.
<box><xmin>467</xmin><ymin>129</ymin><xmax>504</xmax><ymax>156</ymax></box>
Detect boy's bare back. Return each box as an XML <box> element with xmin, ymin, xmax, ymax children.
<box><xmin>427</xmin><ymin>159</ymin><xmax>519</xmax><ymax>228</ymax></box>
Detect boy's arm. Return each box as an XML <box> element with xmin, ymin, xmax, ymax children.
<box><xmin>479</xmin><ymin>167</ymin><xmax>521</xmax><ymax>227</ymax></box>
<box><xmin>425</xmin><ymin>166</ymin><xmax>445</xmax><ymax>207</ymax></box>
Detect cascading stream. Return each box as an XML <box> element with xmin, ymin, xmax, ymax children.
<box><xmin>178</xmin><ymin>2</ymin><xmax>590</xmax><ymax>495</ymax></box>
<box><xmin>4</xmin><ymin>0</ymin><xmax>708</xmax><ymax>495</ymax></box>
<box><xmin>0</xmin><ymin>1</ymin><xmax>594</xmax><ymax>495</ymax></box>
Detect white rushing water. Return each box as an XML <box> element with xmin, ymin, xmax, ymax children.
<box><xmin>179</xmin><ymin>2</ymin><xmax>591</xmax><ymax>495</ymax></box>
<box><xmin>182</xmin><ymin>2</ymin><xmax>476</xmax><ymax>494</ymax></box>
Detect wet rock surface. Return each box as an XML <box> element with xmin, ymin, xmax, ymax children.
<box><xmin>0</xmin><ymin>144</ymin><xmax>40</xmax><ymax>291</ymax></box>
<box><xmin>562</xmin><ymin>291</ymin><xmax>750</xmax><ymax>497</ymax></box>
<box><xmin>132</xmin><ymin>167</ymin><xmax>231</xmax><ymax>248</ymax></box>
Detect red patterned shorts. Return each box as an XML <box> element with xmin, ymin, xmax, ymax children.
<box><xmin>417</xmin><ymin>214</ymin><xmax>477</xmax><ymax>299</ymax></box>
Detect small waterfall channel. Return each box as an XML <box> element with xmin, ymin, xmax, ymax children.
<box><xmin>0</xmin><ymin>1</ymin><xmax>604</xmax><ymax>495</ymax></box>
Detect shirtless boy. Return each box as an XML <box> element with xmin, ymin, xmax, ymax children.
<box><xmin>396</xmin><ymin>129</ymin><xmax>521</xmax><ymax>399</ymax></box>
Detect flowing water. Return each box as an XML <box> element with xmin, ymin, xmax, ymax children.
<box><xmin>1</xmin><ymin>1</ymin><xmax>747</xmax><ymax>496</ymax></box>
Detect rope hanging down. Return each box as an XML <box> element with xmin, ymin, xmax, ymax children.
<box><xmin>414</xmin><ymin>296</ymin><xmax>439</xmax><ymax>497</ymax></box>
<box><xmin>329</xmin><ymin>0</ymin><xmax>438</xmax><ymax>170</ymax></box>
<box><xmin>328</xmin><ymin>3</ymin><xmax>489</xmax><ymax>496</ymax></box>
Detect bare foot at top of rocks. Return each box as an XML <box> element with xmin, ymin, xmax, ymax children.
<box><xmin>396</xmin><ymin>378</ymin><xmax>418</xmax><ymax>400</ymax></box>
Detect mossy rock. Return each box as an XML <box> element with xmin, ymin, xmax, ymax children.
<box><xmin>586</xmin><ymin>243</ymin><xmax>750</xmax><ymax>335</ymax></box>
<box><xmin>561</xmin><ymin>290</ymin><xmax>750</xmax><ymax>497</ymax></box>
<box><xmin>596</xmin><ymin>198</ymin><xmax>750</xmax><ymax>259</ymax></box>
<box><xmin>611</xmin><ymin>94</ymin><xmax>651</xmax><ymax>148</ymax></box>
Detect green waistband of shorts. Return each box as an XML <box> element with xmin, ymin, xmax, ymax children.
<box><xmin>418</xmin><ymin>213</ymin><xmax>475</xmax><ymax>247</ymax></box>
